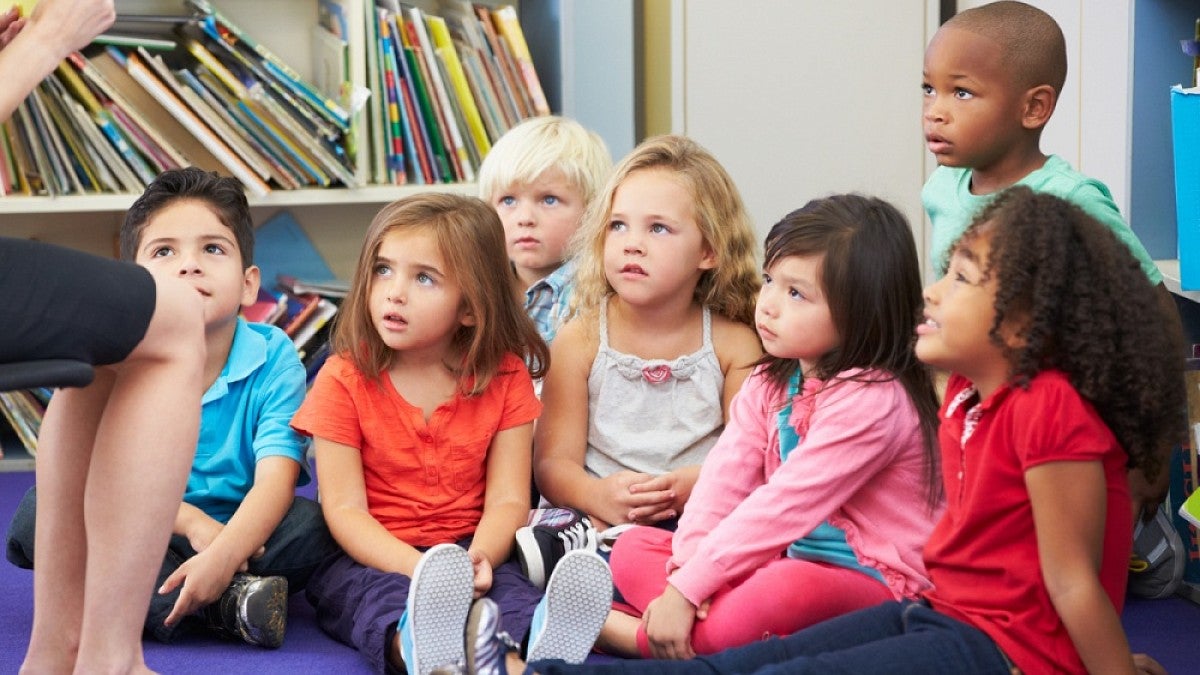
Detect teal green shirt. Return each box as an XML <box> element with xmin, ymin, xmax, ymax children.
<box><xmin>922</xmin><ymin>155</ymin><xmax>1161</xmax><ymax>283</ymax></box>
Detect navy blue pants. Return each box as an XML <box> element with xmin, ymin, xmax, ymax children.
<box><xmin>306</xmin><ymin>538</ymin><xmax>541</xmax><ymax>674</ymax></box>
<box><xmin>6</xmin><ymin>488</ymin><xmax>340</xmax><ymax>643</ymax></box>
<box><xmin>530</xmin><ymin>600</ymin><xmax>1014</xmax><ymax>675</ymax></box>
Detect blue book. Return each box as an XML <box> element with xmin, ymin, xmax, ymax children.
<box><xmin>254</xmin><ymin>210</ymin><xmax>337</xmax><ymax>295</ymax></box>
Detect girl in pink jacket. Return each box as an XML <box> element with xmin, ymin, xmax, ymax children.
<box><xmin>597</xmin><ymin>194</ymin><xmax>944</xmax><ymax>659</ymax></box>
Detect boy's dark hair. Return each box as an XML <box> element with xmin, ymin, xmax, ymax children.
<box><xmin>759</xmin><ymin>194</ymin><xmax>942</xmax><ymax>507</ymax></box>
<box><xmin>947</xmin><ymin>1</ymin><xmax>1066</xmax><ymax>94</ymax></box>
<box><xmin>120</xmin><ymin>167</ymin><xmax>253</xmax><ymax>268</ymax></box>
<box><xmin>964</xmin><ymin>186</ymin><xmax>1186</xmax><ymax>479</ymax></box>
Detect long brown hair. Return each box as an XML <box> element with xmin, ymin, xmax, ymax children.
<box><xmin>332</xmin><ymin>193</ymin><xmax>549</xmax><ymax>395</ymax></box>
<box><xmin>760</xmin><ymin>194</ymin><xmax>942</xmax><ymax>508</ymax></box>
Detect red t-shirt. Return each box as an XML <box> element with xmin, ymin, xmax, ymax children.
<box><xmin>923</xmin><ymin>371</ymin><xmax>1132</xmax><ymax>674</ymax></box>
<box><xmin>292</xmin><ymin>352</ymin><xmax>541</xmax><ymax>546</ymax></box>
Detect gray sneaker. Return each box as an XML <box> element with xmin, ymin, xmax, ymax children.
<box><xmin>399</xmin><ymin>544</ymin><xmax>476</xmax><ymax>675</ymax></box>
<box><xmin>525</xmin><ymin>550</ymin><xmax>612</xmax><ymax>663</ymax></box>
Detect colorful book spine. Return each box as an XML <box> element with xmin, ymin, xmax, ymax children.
<box><xmin>376</xmin><ymin>11</ymin><xmax>407</xmax><ymax>184</ymax></box>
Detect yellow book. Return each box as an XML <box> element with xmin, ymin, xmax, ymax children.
<box><xmin>426</xmin><ymin>16</ymin><xmax>490</xmax><ymax>158</ymax></box>
<box><xmin>184</xmin><ymin>39</ymin><xmax>249</xmax><ymax>99</ymax></box>
<box><xmin>55</xmin><ymin>62</ymin><xmax>105</xmax><ymax>115</ymax></box>
<box><xmin>490</xmin><ymin>5</ymin><xmax>548</xmax><ymax>116</ymax></box>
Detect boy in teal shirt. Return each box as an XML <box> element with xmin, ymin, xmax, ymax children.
<box><xmin>920</xmin><ymin>1</ymin><xmax>1181</xmax><ymax>519</ymax></box>
<box><xmin>6</xmin><ymin>168</ymin><xmax>338</xmax><ymax>648</ymax></box>
<box><xmin>921</xmin><ymin>1</ymin><xmax>1160</xmax><ymax>281</ymax></box>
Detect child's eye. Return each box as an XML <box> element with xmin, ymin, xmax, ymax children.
<box><xmin>609</xmin><ymin>220</ymin><xmax>626</xmax><ymax>232</ymax></box>
<box><xmin>416</xmin><ymin>271</ymin><xmax>434</xmax><ymax>286</ymax></box>
<box><xmin>921</xmin><ymin>83</ymin><xmax>933</xmax><ymax>96</ymax></box>
<box><xmin>373</xmin><ymin>263</ymin><xmax>391</xmax><ymax>277</ymax></box>
<box><xmin>761</xmin><ymin>272</ymin><xmax>772</xmax><ymax>285</ymax></box>
<box><xmin>151</xmin><ymin>246</ymin><xmax>174</xmax><ymax>258</ymax></box>
<box><xmin>650</xmin><ymin>222</ymin><xmax>670</xmax><ymax>234</ymax></box>
<box><xmin>788</xmin><ymin>287</ymin><xmax>805</xmax><ymax>301</ymax></box>
<box><xmin>953</xmin><ymin>88</ymin><xmax>974</xmax><ymax>100</ymax></box>
<box><xmin>542</xmin><ymin>195</ymin><xmax>559</xmax><ymax>206</ymax></box>
<box><xmin>498</xmin><ymin>196</ymin><xmax>516</xmax><ymax>207</ymax></box>
<box><xmin>204</xmin><ymin>243</ymin><xmax>225</xmax><ymax>255</ymax></box>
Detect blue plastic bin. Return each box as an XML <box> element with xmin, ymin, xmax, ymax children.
<box><xmin>1173</xmin><ymin>85</ymin><xmax>1200</xmax><ymax>290</ymax></box>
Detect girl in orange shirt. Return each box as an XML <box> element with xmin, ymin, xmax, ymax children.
<box><xmin>292</xmin><ymin>194</ymin><xmax>610</xmax><ymax>675</ymax></box>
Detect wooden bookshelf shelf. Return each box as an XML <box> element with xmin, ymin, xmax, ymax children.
<box><xmin>0</xmin><ymin>183</ymin><xmax>477</xmax><ymax>215</ymax></box>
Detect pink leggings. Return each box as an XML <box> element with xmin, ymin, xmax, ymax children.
<box><xmin>609</xmin><ymin>526</ymin><xmax>894</xmax><ymax>656</ymax></box>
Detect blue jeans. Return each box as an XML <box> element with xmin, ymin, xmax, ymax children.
<box><xmin>5</xmin><ymin>486</ymin><xmax>340</xmax><ymax>643</ymax></box>
<box><xmin>530</xmin><ymin>600</ymin><xmax>1015</xmax><ymax>675</ymax></box>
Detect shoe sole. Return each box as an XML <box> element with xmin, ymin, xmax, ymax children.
<box><xmin>408</xmin><ymin>544</ymin><xmax>475</xmax><ymax>675</ymax></box>
<box><xmin>526</xmin><ymin>551</ymin><xmax>612</xmax><ymax>663</ymax></box>
<box><xmin>239</xmin><ymin>576</ymin><xmax>289</xmax><ymax>649</ymax></box>
<box><xmin>515</xmin><ymin>526</ymin><xmax>548</xmax><ymax>590</ymax></box>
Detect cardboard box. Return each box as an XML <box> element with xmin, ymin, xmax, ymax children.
<box><xmin>1172</xmin><ymin>85</ymin><xmax>1200</xmax><ymax>291</ymax></box>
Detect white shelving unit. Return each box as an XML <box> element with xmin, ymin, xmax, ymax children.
<box><xmin>0</xmin><ymin>0</ymin><xmax>523</xmax><ymax>463</ymax></box>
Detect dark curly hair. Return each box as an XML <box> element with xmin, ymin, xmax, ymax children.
<box><xmin>962</xmin><ymin>186</ymin><xmax>1185</xmax><ymax>479</ymax></box>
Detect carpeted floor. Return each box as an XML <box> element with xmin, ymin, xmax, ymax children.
<box><xmin>3</xmin><ymin>469</ymin><xmax>1200</xmax><ymax>673</ymax></box>
<box><xmin>0</xmin><ymin>469</ymin><xmax>369</xmax><ymax>674</ymax></box>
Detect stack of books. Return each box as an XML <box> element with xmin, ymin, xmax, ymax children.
<box><xmin>0</xmin><ymin>0</ymin><xmax>550</xmax><ymax>197</ymax></box>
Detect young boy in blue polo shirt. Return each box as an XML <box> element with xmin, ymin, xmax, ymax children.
<box><xmin>6</xmin><ymin>167</ymin><xmax>339</xmax><ymax>648</ymax></box>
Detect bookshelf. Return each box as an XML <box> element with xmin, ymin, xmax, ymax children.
<box><xmin>0</xmin><ymin>0</ymin><xmax>584</xmax><ymax>464</ymax></box>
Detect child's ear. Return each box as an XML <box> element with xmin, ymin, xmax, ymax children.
<box><xmin>698</xmin><ymin>244</ymin><xmax>718</xmax><ymax>271</ymax></box>
<box><xmin>458</xmin><ymin>304</ymin><xmax>477</xmax><ymax>327</ymax></box>
<box><xmin>1021</xmin><ymin>84</ymin><xmax>1057</xmax><ymax>130</ymax></box>
<box><xmin>240</xmin><ymin>265</ymin><xmax>262</xmax><ymax>307</ymax></box>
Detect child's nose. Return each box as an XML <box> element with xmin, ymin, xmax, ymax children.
<box><xmin>922</xmin><ymin>279</ymin><xmax>941</xmax><ymax>303</ymax></box>
<box><xmin>176</xmin><ymin>253</ymin><xmax>202</xmax><ymax>275</ymax></box>
<box><xmin>923</xmin><ymin>97</ymin><xmax>946</xmax><ymax>123</ymax></box>
<box><xmin>516</xmin><ymin>203</ymin><xmax>535</xmax><ymax>226</ymax></box>
<box><xmin>757</xmin><ymin>287</ymin><xmax>778</xmax><ymax>316</ymax></box>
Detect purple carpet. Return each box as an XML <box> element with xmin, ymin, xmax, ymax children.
<box><xmin>0</xmin><ymin>470</ymin><xmax>369</xmax><ymax>674</ymax></box>
<box><xmin>3</xmin><ymin>470</ymin><xmax>1200</xmax><ymax>672</ymax></box>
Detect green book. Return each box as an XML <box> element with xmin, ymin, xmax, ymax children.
<box><xmin>402</xmin><ymin>45</ymin><xmax>452</xmax><ymax>183</ymax></box>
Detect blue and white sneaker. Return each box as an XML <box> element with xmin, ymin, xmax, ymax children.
<box><xmin>397</xmin><ymin>544</ymin><xmax>476</xmax><ymax>675</ymax></box>
<box><xmin>525</xmin><ymin>550</ymin><xmax>612</xmax><ymax>663</ymax></box>
<box><xmin>463</xmin><ymin>598</ymin><xmax>522</xmax><ymax>675</ymax></box>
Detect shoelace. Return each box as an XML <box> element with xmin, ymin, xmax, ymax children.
<box><xmin>557</xmin><ymin>521</ymin><xmax>592</xmax><ymax>550</ymax></box>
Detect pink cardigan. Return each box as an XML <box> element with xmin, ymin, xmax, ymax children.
<box><xmin>668</xmin><ymin>367</ymin><xmax>942</xmax><ymax>606</ymax></box>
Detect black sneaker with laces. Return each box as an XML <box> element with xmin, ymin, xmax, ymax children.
<box><xmin>203</xmin><ymin>572</ymin><xmax>289</xmax><ymax>648</ymax></box>
<box><xmin>514</xmin><ymin>508</ymin><xmax>597</xmax><ymax>590</ymax></box>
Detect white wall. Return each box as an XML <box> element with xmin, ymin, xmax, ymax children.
<box><xmin>672</xmin><ymin>1</ymin><xmax>932</xmax><ymax>267</ymax></box>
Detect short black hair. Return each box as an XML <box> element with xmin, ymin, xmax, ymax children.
<box><xmin>120</xmin><ymin>167</ymin><xmax>253</xmax><ymax>268</ymax></box>
<box><xmin>947</xmin><ymin>1</ymin><xmax>1067</xmax><ymax>94</ymax></box>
